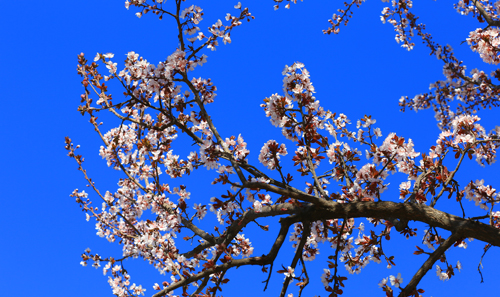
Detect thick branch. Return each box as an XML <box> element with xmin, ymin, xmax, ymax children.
<box><xmin>302</xmin><ymin>202</ymin><xmax>500</xmax><ymax>247</ymax></box>
<box><xmin>164</xmin><ymin>199</ymin><xmax>500</xmax><ymax>297</ymax></box>
<box><xmin>182</xmin><ymin>181</ymin><xmax>500</xmax><ymax>261</ymax></box>
<box><xmin>176</xmin><ymin>200</ymin><xmax>500</xmax><ymax>295</ymax></box>
<box><xmin>246</xmin><ymin>183</ymin><xmax>500</xmax><ymax>246</ymax></box>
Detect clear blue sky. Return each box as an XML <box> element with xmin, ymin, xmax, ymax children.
<box><xmin>0</xmin><ymin>1</ymin><xmax>498</xmax><ymax>296</ymax></box>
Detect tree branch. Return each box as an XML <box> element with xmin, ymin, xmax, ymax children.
<box><xmin>181</xmin><ymin>203</ymin><xmax>307</xmax><ymax>259</ymax></box>
<box><xmin>153</xmin><ymin>212</ymin><xmax>297</xmax><ymax>297</ymax></box>
<box><xmin>304</xmin><ymin>202</ymin><xmax>500</xmax><ymax>247</ymax></box>
<box><xmin>472</xmin><ymin>0</ymin><xmax>500</xmax><ymax>27</ymax></box>
<box><xmin>173</xmin><ymin>199</ymin><xmax>500</xmax><ymax>296</ymax></box>
<box><xmin>399</xmin><ymin>232</ymin><xmax>461</xmax><ymax>297</ymax></box>
<box><xmin>280</xmin><ymin>221</ymin><xmax>311</xmax><ymax>297</ymax></box>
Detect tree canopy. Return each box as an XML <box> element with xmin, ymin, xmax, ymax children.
<box><xmin>67</xmin><ymin>1</ymin><xmax>500</xmax><ymax>297</ymax></box>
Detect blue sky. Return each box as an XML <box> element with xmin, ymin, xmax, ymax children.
<box><xmin>0</xmin><ymin>1</ymin><xmax>498</xmax><ymax>296</ymax></box>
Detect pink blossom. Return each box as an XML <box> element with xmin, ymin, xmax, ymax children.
<box><xmin>389</xmin><ymin>273</ymin><xmax>403</xmax><ymax>287</ymax></box>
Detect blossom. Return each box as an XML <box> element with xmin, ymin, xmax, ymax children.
<box><xmin>435</xmin><ymin>265</ymin><xmax>449</xmax><ymax>281</ymax></box>
<box><xmin>389</xmin><ymin>273</ymin><xmax>403</xmax><ymax>287</ymax></box>
<box><xmin>193</xmin><ymin>203</ymin><xmax>207</xmax><ymax>220</ymax></box>
<box><xmin>284</xmin><ymin>266</ymin><xmax>295</xmax><ymax>278</ymax></box>
<box><xmin>106</xmin><ymin>61</ymin><xmax>118</xmax><ymax>74</ymax></box>
<box><xmin>234</xmin><ymin>234</ymin><xmax>254</xmax><ymax>258</ymax></box>
<box><xmin>321</xmin><ymin>269</ymin><xmax>331</xmax><ymax>287</ymax></box>
<box><xmin>378</xmin><ymin>277</ymin><xmax>388</xmax><ymax>287</ymax></box>
<box><xmin>253</xmin><ymin>200</ymin><xmax>262</xmax><ymax>212</ymax></box>
<box><xmin>130</xmin><ymin>283</ymin><xmax>146</xmax><ymax>295</ymax></box>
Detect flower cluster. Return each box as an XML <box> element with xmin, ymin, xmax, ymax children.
<box><xmin>435</xmin><ymin>261</ymin><xmax>462</xmax><ymax>282</ymax></box>
<box><xmin>467</xmin><ymin>27</ymin><xmax>500</xmax><ymax>64</ymax></box>
<box><xmin>380</xmin><ymin>0</ymin><xmax>417</xmax><ymax>50</ymax></box>
<box><xmin>431</xmin><ymin>115</ymin><xmax>498</xmax><ymax>166</ymax></box>
<box><xmin>258</xmin><ymin>140</ymin><xmax>288</xmax><ymax>170</ymax></box>
<box><xmin>69</xmin><ymin>2</ymin><xmax>500</xmax><ymax>297</ymax></box>
<box><xmin>464</xmin><ymin>179</ymin><xmax>498</xmax><ymax>210</ymax></box>
<box><xmin>262</xmin><ymin>62</ymin><xmax>329</xmax><ymax>143</ymax></box>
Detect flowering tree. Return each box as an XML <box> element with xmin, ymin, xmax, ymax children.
<box><xmin>66</xmin><ymin>1</ymin><xmax>500</xmax><ymax>297</ymax></box>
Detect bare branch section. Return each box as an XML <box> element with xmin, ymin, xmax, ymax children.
<box><xmin>246</xmin><ymin>183</ymin><xmax>500</xmax><ymax>247</ymax></box>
